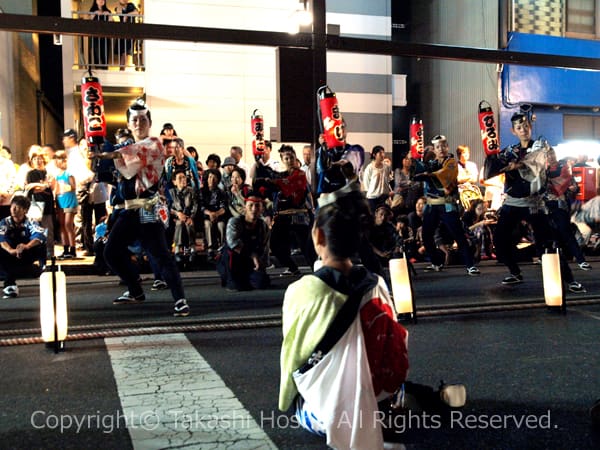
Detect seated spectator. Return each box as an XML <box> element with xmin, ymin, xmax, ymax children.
<box><xmin>164</xmin><ymin>138</ymin><xmax>201</xmax><ymax>193</ymax></box>
<box><xmin>186</xmin><ymin>146</ymin><xmax>204</xmax><ymax>182</ymax></box>
<box><xmin>205</xmin><ymin>154</ymin><xmax>221</xmax><ymax>170</ymax></box>
<box><xmin>186</xmin><ymin>146</ymin><xmax>199</xmax><ymax>162</ymax></box>
<box><xmin>408</xmin><ymin>196</ymin><xmax>426</xmax><ymax>261</ymax></box>
<box><xmin>168</xmin><ymin>170</ymin><xmax>198</xmax><ymax>259</ymax></box>
<box><xmin>407</xmin><ymin>192</ymin><xmax>463</xmax><ymax>267</ymax></box>
<box><xmin>230</xmin><ymin>145</ymin><xmax>249</xmax><ymax>175</ymax></box>
<box><xmin>227</xmin><ymin>167</ymin><xmax>250</xmax><ymax>219</ymax></box>
<box><xmin>462</xmin><ymin>199</ymin><xmax>496</xmax><ymax>261</ymax></box>
<box><xmin>0</xmin><ymin>196</ymin><xmax>47</xmax><ymax>298</ymax></box>
<box><xmin>370</xmin><ymin>204</ymin><xmax>400</xmax><ymax>265</ymax></box>
<box><xmin>394</xmin><ymin>214</ymin><xmax>416</xmax><ymax>260</ymax></box>
<box><xmin>392</xmin><ymin>153</ymin><xmax>422</xmax><ymax>216</ymax></box>
<box><xmin>201</xmin><ymin>168</ymin><xmax>227</xmax><ymax>258</ymax></box>
<box><xmin>279</xmin><ymin>186</ymin><xmax>465</xmax><ymax>448</ymax></box>
<box><xmin>220</xmin><ymin>156</ymin><xmax>237</xmax><ymax>191</ymax></box>
<box><xmin>216</xmin><ymin>190</ymin><xmax>270</xmax><ymax>291</ymax></box>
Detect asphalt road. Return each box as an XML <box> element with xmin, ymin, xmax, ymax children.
<box><xmin>0</xmin><ymin>259</ymin><xmax>599</xmax><ymax>449</ymax></box>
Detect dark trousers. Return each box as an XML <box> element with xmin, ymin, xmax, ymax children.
<box><xmin>270</xmin><ymin>214</ymin><xmax>316</xmax><ymax>272</ymax></box>
<box><xmin>81</xmin><ymin>202</ymin><xmax>107</xmax><ymax>253</ymax></box>
<box><xmin>93</xmin><ymin>238</ymin><xmax>110</xmax><ymax>274</ymax></box>
<box><xmin>0</xmin><ymin>245</ymin><xmax>46</xmax><ymax>286</ymax></box>
<box><xmin>548</xmin><ymin>206</ymin><xmax>585</xmax><ymax>264</ymax></box>
<box><xmin>494</xmin><ymin>204</ymin><xmax>574</xmax><ymax>282</ymax></box>
<box><xmin>216</xmin><ymin>247</ymin><xmax>270</xmax><ymax>291</ymax></box>
<box><xmin>104</xmin><ymin>210</ymin><xmax>185</xmax><ymax>301</ymax></box>
<box><xmin>422</xmin><ymin>204</ymin><xmax>474</xmax><ymax>268</ymax></box>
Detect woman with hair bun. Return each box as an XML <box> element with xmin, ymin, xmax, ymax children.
<box><xmin>279</xmin><ymin>184</ymin><xmax>466</xmax><ymax>449</ymax></box>
<box><xmin>278</xmin><ymin>183</ymin><xmax>408</xmax><ymax>448</ymax></box>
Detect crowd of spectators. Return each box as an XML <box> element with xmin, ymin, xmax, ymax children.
<box><xmin>1</xmin><ymin>112</ymin><xmax>599</xmax><ymax>300</ymax></box>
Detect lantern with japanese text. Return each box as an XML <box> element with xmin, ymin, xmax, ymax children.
<box><xmin>478</xmin><ymin>101</ymin><xmax>500</xmax><ymax>156</ymax></box>
<box><xmin>409</xmin><ymin>116</ymin><xmax>424</xmax><ymax>160</ymax></box>
<box><xmin>81</xmin><ymin>74</ymin><xmax>106</xmax><ymax>148</ymax></box>
<box><xmin>317</xmin><ymin>85</ymin><xmax>345</xmax><ymax>149</ymax></box>
<box><xmin>251</xmin><ymin>109</ymin><xmax>265</xmax><ymax>159</ymax></box>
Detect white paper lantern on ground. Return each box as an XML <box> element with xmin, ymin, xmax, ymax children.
<box><xmin>40</xmin><ymin>263</ymin><xmax>68</xmax><ymax>350</ymax></box>
<box><xmin>389</xmin><ymin>257</ymin><xmax>415</xmax><ymax>318</ymax></box>
<box><xmin>541</xmin><ymin>251</ymin><xmax>563</xmax><ymax>308</ymax></box>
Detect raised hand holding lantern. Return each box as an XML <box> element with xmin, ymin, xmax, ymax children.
<box><xmin>409</xmin><ymin>116</ymin><xmax>424</xmax><ymax>160</ymax></box>
<box><xmin>317</xmin><ymin>85</ymin><xmax>345</xmax><ymax>149</ymax></box>
<box><xmin>251</xmin><ymin>109</ymin><xmax>265</xmax><ymax>160</ymax></box>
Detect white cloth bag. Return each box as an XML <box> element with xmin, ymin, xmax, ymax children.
<box><xmin>293</xmin><ymin>317</ymin><xmax>384</xmax><ymax>450</ymax></box>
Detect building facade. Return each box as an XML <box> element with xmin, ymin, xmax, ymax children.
<box><xmin>0</xmin><ymin>1</ymin><xmax>598</xmax><ymax>168</ymax></box>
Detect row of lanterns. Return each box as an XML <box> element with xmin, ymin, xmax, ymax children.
<box><xmin>389</xmin><ymin>248</ymin><xmax>566</xmax><ymax>323</ymax></box>
<box><xmin>39</xmin><ymin>249</ymin><xmax>566</xmax><ymax>353</ymax></box>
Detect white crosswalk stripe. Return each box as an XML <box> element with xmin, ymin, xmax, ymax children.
<box><xmin>105</xmin><ymin>333</ymin><xmax>277</xmax><ymax>449</ymax></box>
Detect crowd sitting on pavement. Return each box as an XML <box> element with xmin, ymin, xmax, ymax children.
<box><xmin>1</xmin><ymin>102</ymin><xmax>599</xmax><ymax>309</ymax></box>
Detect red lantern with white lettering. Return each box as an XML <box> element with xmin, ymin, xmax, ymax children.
<box><xmin>251</xmin><ymin>109</ymin><xmax>265</xmax><ymax>158</ymax></box>
<box><xmin>478</xmin><ymin>100</ymin><xmax>500</xmax><ymax>156</ymax></box>
<box><xmin>81</xmin><ymin>75</ymin><xmax>106</xmax><ymax>147</ymax></box>
<box><xmin>317</xmin><ymin>85</ymin><xmax>345</xmax><ymax>149</ymax></box>
<box><xmin>409</xmin><ymin>116</ymin><xmax>424</xmax><ymax>160</ymax></box>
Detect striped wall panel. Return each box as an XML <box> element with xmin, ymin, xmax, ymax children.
<box><xmin>326</xmin><ymin>0</ymin><xmax>393</xmax><ymax>153</ymax></box>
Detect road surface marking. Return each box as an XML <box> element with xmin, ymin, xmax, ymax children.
<box><xmin>106</xmin><ymin>333</ymin><xmax>277</xmax><ymax>449</ymax></box>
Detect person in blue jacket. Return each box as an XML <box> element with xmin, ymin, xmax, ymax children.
<box><xmin>0</xmin><ymin>195</ymin><xmax>47</xmax><ymax>298</ymax></box>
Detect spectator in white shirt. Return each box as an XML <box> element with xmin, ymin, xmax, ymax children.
<box><xmin>362</xmin><ymin>145</ymin><xmax>392</xmax><ymax>213</ymax></box>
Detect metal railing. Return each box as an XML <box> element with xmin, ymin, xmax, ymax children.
<box><xmin>72</xmin><ymin>10</ymin><xmax>144</xmax><ymax>71</ymax></box>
